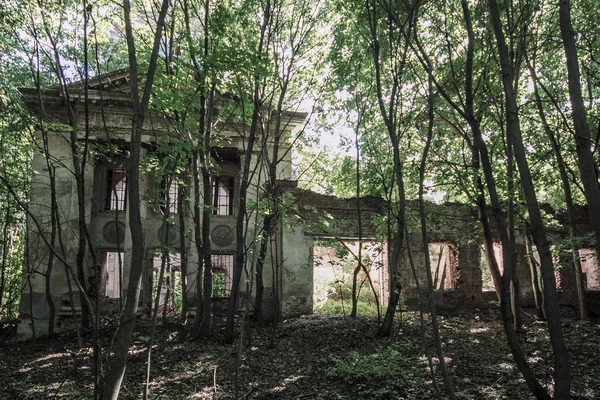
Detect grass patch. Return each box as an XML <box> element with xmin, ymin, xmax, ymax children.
<box><xmin>327</xmin><ymin>343</ymin><xmax>410</xmax><ymax>399</ymax></box>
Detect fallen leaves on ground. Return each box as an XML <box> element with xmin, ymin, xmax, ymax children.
<box><xmin>0</xmin><ymin>310</ymin><xmax>598</xmax><ymax>399</ymax></box>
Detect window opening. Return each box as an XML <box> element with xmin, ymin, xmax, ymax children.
<box><xmin>212</xmin><ymin>253</ymin><xmax>234</xmax><ymax>297</ymax></box>
<box><xmin>579</xmin><ymin>248</ymin><xmax>600</xmax><ymax>290</ymax></box>
<box><xmin>212</xmin><ymin>176</ymin><xmax>234</xmax><ymax>215</ymax></box>
<box><xmin>480</xmin><ymin>243</ymin><xmax>504</xmax><ymax>291</ymax></box>
<box><xmin>106</xmin><ymin>168</ymin><xmax>127</xmax><ymax>211</ymax></box>
<box><xmin>429</xmin><ymin>243</ymin><xmax>455</xmax><ymax>290</ymax></box>
<box><xmin>152</xmin><ymin>253</ymin><xmax>182</xmax><ymax>314</ymax></box>
<box><xmin>101</xmin><ymin>251</ymin><xmax>124</xmax><ymax>298</ymax></box>
<box><xmin>160</xmin><ymin>178</ymin><xmax>179</xmax><ymax>214</ymax></box>
<box><xmin>312</xmin><ymin>240</ymin><xmax>386</xmax><ymax>315</ymax></box>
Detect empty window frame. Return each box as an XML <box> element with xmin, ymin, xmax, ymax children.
<box><xmin>101</xmin><ymin>251</ymin><xmax>124</xmax><ymax>298</ymax></box>
<box><xmin>159</xmin><ymin>178</ymin><xmax>180</xmax><ymax>215</ymax></box>
<box><xmin>105</xmin><ymin>168</ymin><xmax>127</xmax><ymax>211</ymax></box>
<box><xmin>212</xmin><ymin>253</ymin><xmax>234</xmax><ymax>298</ymax></box>
<box><xmin>212</xmin><ymin>176</ymin><xmax>234</xmax><ymax>216</ymax></box>
<box><xmin>152</xmin><ymin>252</ymin><xmax>182</xmax><ymax>314</ymax></box>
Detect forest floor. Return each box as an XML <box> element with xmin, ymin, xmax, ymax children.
<box><xmin>0</xmin><ymin>309</ymin><xmax>598</xmax><ymax>399</ymax></box>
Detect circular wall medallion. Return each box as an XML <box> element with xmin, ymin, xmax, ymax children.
<box><xmin>157</xmin><ymin>222</ymin><xmax>180</xmax><ymax>246</ymax></box>
<box><xmin>212</xmin><ymin>225</ymin><xmax>234</xmax><ymax>247</ymax></box>
<box><xmin>103</xmin><ymin>221</ymin><xmax>125</xmax><ymax>244</ymax></box>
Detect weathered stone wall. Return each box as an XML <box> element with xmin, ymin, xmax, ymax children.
<box><xmin>280</xmin><ymin>225</ymin><xmax>314</xmax><ymax>317</ymax></box>
<box><xmin>292</xmin><ymin>190</ymin><xmax>600</xmax><ymax>314</ymax></box>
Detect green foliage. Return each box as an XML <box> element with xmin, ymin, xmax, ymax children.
<box><xmin>212</xmin><ymin>272</ymin><xmax>227</xmax><ymax>298</ymax></box>
<box><xmin>313</xmin><ymin>240</ymin><xmax>383</xmax><ymax>316</ymax></box>
<box><xmin>315</xmin><ymin>299</ymin><xmax>382</xmax><ymax>317</ymax></box>
<box><xmin>327</xmin><ymin>344</ymin><xmax>410</xmax><ymax>399</ymax></box>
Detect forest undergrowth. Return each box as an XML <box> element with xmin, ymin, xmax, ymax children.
<box><xmin>0</xmin><ymin>310</ymin><xmax>598</xmax><ymax>399</ymax></box>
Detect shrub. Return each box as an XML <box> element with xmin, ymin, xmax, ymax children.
<box><xmin>327</xmin><ymin>344</ymin><xmax>409</xmax><ymax>399</ymax></box>
<box><xmin>315</xmin><ymin>299</ymin><xmax>383</xmax><ymax>317</ymax></box>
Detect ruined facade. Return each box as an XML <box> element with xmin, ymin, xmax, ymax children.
<box><xmin>17</xmin><ymin>70</ymin><xmax>312</xmax><ymax>336</ymax></box>
<box><xmin>17</xmin><ymin>71</ymin><xmax>600</xmax><ymax>337</ymax></box>
<box><xmin>292</xmin><ymin>190</ymin><xmax>600</xmax><ymax>315</ymax></box>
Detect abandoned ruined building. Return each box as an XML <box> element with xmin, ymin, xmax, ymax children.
<box><xmin>17</xmin><ymin>70</ymin><xmax>600</xmax><ymax>337</ymax></box>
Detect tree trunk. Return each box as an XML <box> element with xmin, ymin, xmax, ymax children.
<box><xmin>524</xmin><ymin>227</ymin><xmax>546</xmax><ymax>320</ymax></box>
<box><xmin>198</xmin><ymin>166</ymin><xmax>213</xmax><ymax>336</ymax></box>
<box><xmin>225</xmin><ymin>0</ymin><xmax>271</xmax><ymax>344</ymax></box>
<box><xmin>458</xmin><ymin>2</ymin><xmax>551</xmax><ymax>398</ymax></box>
<box><xmin>196</xmin><ymin>0</ymin><xmax>214</xmax><ymax>338</ymax></box>
<box><xmin>417</xmin><ymin>71</ymin><xmax>456</xmax><ymax>400</ymax></box>
<box><xmin>489</xmin><ymin>1</ymin><xmax>571</xmax><ymax>397</ymax></box>
<box><xmin>559</xmin><ymin>0</ymin><xmax>600</xmax><ymax>263</ymax></box>
<box><xmin>526</xmin><ymin>54</ymin><xmax>588</xmax><ymax>319</ymax></box>
<box><xmin>350</xmin><ymin>115</ymin><xmax>364</xmax><ymax>320</ymax></box>
<box><xmin>177</xmin><ymin>180</ymin><xmax>188</xmax><ymax>321</ymax></box>
<box><xmin>0</xmin><ymin>207</ymin><xmax>9</xmax><ymax>314</ymax></box>
<box><xmin>366</xmin><ymin>0</ymin><xmax>414</xmax><ymax>337</ymax></box>
<box><xmin>101</xmin><ymin>0</ymin><xmax>169</xmax><ymax>398</ymax></box>
<box><xmin>191</xmin><ymin>152</ymin><xmax>205</xmax><ymax>335</ymax></box>
<box><xmin>506</xmin><ymin>131</ymin><xmax>522</xmax><ymax>331</ymax></box>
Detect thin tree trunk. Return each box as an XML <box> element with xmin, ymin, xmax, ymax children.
<box><xmin>351</xmin><ymin>113</ymin><xmax>363</xmax><ymax>320</ymax></box>
<box><xmin>254</xmin><ymin>216</ymin><xmax>270</xmax><ymax>322</ymax></box>
<box><xmin>559</xmin><ymin>0</ymin><xmax>600</xmax><ymax>263</ymax></box>
<box><xmin>198</xmin><ymin>166</ymin><xmax>212</xmax><ymax>336</ymax></box>
<box><xmin>417</xmin><ymin>71</ymin><xmax>456</xmax><ymax>399</ymax></box>
<box><xmin>101</xmin><ymin>0</ymin><xmax>169</xmax><ymax>398</ymax></box>
<box><xmin>191</xmin><ymin>151</ymin><xmax>205</xmax><ymax>336</ymax></box>
<box><xmin>403</xmin><ymin>225</ymin><xmax>441</xmax><ymax>398</ymax></box>
<box><xmin>455</xmin><ymin>2</ymin><xmax>551</xmax><ymax>397</ymax></box>
<box><xmin>0</xmin><ymin>207</ymin><xmax>8</xmax><ymax>314</ymax></box>
<box><xmin>524</xmin><ymin>227</ymin><xmax>546</xmax><ymax>320</ymax></box>
<box><xmin>366</xmin><ymin>0</ymin><xmax>413</xmax><ymax>337</ymax></box>
<box><xmin>525</xmin><ymin>53</ymin><xmax>588</xmax><ymax>319</ymax></box>
<box><xmin>143</xmin><ymin>216</ymin><xmax>171</xmax><ymax>400</ymax></box>
<box><xmin>196</xmin><ymin>0</ymin><xmax>214</xmax><ymax>338</ymax></box>
<box><xmin>489</xmin><ymin>1</ymin><xmax>571</xmax><ymax>397</ymax></box>
<box><xmin>225</xmin><ymin>0</ymin><xmax>271</xmax><ymax>344</ymax></box>
<box><xmin>506</xmin><ymin>125</ymin><xmax>522</xmax><ymax>331</ymax></box>
<box><xmin>178</xmin><ymin>179</ymin><xmax>188</xmax><ymax>321</ymax></box>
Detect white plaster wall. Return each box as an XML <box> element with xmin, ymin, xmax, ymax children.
<box><xmin>281</xmin><ymin>224</ymin><xmax>314</xmax><ymax>316</ymax></box>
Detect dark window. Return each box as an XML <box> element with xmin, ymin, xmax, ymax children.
<box><xmin>212</xmin><ymin>253</ymin><xmax>234</xmax><ymax>297</ymax></box>
<box><xmin>105</xmin><ymin>168</ymin><xmax>127</xmax><ymax>211</ymax></box>
<box><xmin>212</xmin><ymin>176</ymin><xmax>234</xmax><ymax>215</ymax></box>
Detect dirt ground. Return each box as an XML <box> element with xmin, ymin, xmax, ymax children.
<box><xmin>0</xmin><ymin>310</ymin><xmax>598</xmax><ymax>399</ymax></box>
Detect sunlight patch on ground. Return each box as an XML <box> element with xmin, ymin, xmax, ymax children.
<box><xmin>498</xmin><ymin>362</ymin><xmax>514</xmax><ymax>371</ymax></box>
<box><xmin>187</xmin><ymin>386</ymin><xmax>215</xmax><ymax>399</ymax></box>
<box><xmin>21</xmin><ymin>351</ymin><xmax>72</xmax><ymax>373</ymax></box>
<box><xmin>527</xmin><ymin>356</ymin><xmax>542</xmax><ymax>364</ymax></box>
<box><xmin>283</xmin><ymin>375</ymin><xmax>305</xmax><ymax>384</ymax></box>
<box><xmin>469</xmin><ymin>326</ymin><xmax>489</xmax><ymax>333</ymax></box>
<box><xmin>33</xmin><ymin>352</ymin><xmax>70</xmax><ymax>362</ymax></box>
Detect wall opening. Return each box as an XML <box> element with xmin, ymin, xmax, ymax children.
<box><xmin>480</xmin><ymin>243</ymin><xmax>504</xmax><ymax>291</ymax></box>
<box><xmin>159</xmin><ymin>178</ymin><xmax>180</xmax><ymax>215</ymax></box>
<box><xmin>428</xmin><ymin>243</ymin><xmax>456</xmax><ymax>290</ymax></box>
<box><xmin>100</xmin><ymin>250</ymin><xmax>124</xmax><ymax>298</ymax></box>
<box><xmin>152</xmin><ymin>252</ymin><xmax>182</xmax><ymax>314</ymax></box>
<box><xmin>579</xmin><ymin>248</ymin><xmax>600</xmax><ymax>290</ymax></box>
<box><xmin>312</xmin><ymin>239</ymin><xmax>386</xmax><ymax>316</ymax></box>
<box><xmin>105</xmin><ymin>168</ymin><xmax>127</xmax><ymax>211</ymax></box>
<box><xmin>211</xmin><ymin>253</ymin><xmax>234</xmax><ymax>298</ymax></box>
